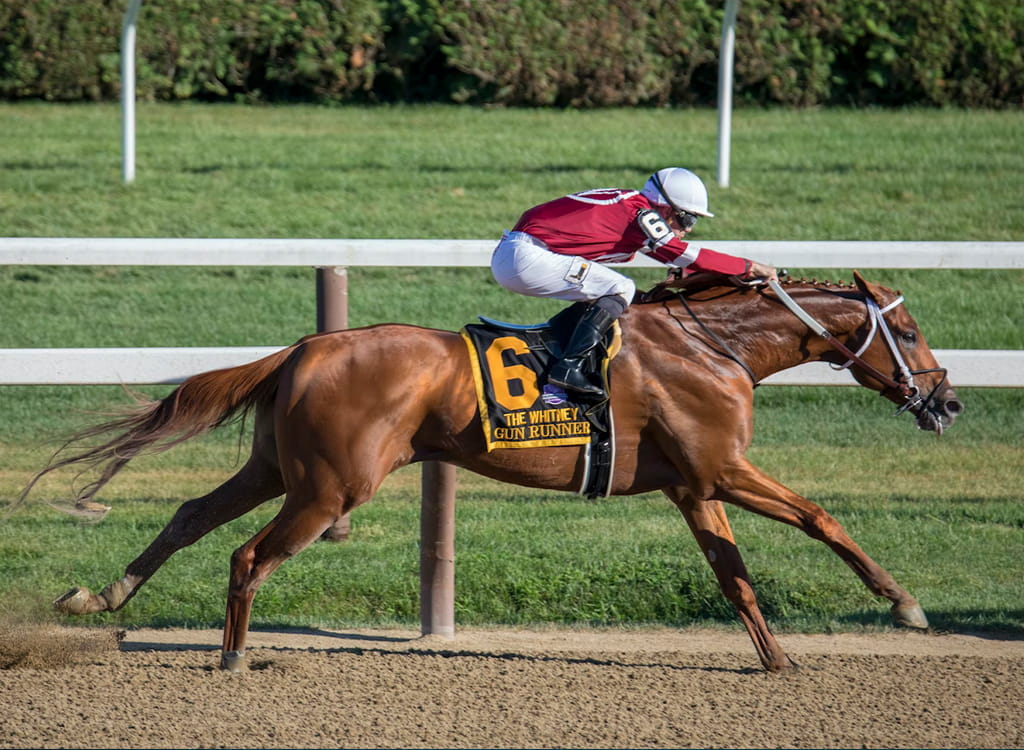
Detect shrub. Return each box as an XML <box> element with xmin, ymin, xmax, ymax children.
<box><xmin>0</xmin><ymin>0</ymin><xmax>384</xmax><ymax>102</ymax></box>
<box><xmin>1</xmin><ymin>0</ymin><xmax>1020</xmax><ymax>107</ymax></box>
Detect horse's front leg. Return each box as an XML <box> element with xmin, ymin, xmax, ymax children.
<box><xmin>664</xmin><ymin>486</ymin><xmax>795</xmax><ymax>672</ymax></box>
<box><xmin>716</xmin><ymin>458</ymin><xmax>928</xmax><ymax>629</ymax></box>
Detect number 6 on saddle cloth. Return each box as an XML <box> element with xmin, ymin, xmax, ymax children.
<box><xmin>461</xmin><ymin>303</ymin><xmax>621</xmax><ymax>499</ymax></box>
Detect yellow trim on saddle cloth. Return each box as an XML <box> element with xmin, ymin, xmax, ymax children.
<box><xmin>460</xmin><ymin>322</ymin><xmax>621</xmax><ymax>452</ymax></box>
<box><xmin>602</xmin><ymin>322</ymin><xmax>622</xmax><ymax>380</ymax></box>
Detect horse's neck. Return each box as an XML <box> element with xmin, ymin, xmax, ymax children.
<box><xmin>735</xmin><ymin>285</ymin><xmax>870</xmax><ymax>378</ymax></box>
<box><xmin>637</xmin><ymin>285</ymin><xmax>868</xmax><ymax>381</ymax></box>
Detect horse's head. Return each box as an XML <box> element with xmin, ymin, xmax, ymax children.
<box><xmin>845</xmin><ymin>272</ymin><xmax>964</xmax><ymax>434</ymax></box>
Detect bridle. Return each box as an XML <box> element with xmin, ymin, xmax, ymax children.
<box><xmin>661</xmin><ymin>276</ymin><xmax>951</xmax><ymax>426</ymax></box>
<box><xmin>767</xmin><ymin>279</ymin><xmax>950</xmax><ymax>422</ymax></box>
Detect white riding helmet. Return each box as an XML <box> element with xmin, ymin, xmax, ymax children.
<box><xmin>641</xmin><ymin>167</ymin><xmax>714</xmax><ymax>217</ymax></box>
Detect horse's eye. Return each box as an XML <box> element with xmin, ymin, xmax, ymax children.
<box><xmin>900</xmin><ymin>330</ymin><xmax>918</xmax><ymax>346</ymax></box>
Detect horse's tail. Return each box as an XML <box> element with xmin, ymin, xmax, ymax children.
<box><xmin>13</xmin><ymin>343</ymin><xmax>300</xmax><ymax>511</ymax></box>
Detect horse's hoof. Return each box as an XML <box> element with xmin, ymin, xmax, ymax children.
<box><xmin>765</xmin><ymin>655</ymin><xmax>799</xmax><ymax>673</ymax></box>
<box><xmin>54</xmin><ymin>587</ymin><xmax>93</xmax><ymax>615</ymax></box>
<box><xmin>220</xmin><ymin>650</ymin><xmax>247</xmax><ymax>672</ymax></box>
<box><xmin>892</xmin><ymin>602</ymin><xmax>929</xmax><ymax>629</ymax></box>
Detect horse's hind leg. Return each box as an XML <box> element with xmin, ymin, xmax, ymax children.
<box><xmin>717</xmin><ymin>457</ymin><xmax>928</xmax><ymax>629</ymax></box>
<box><xmin>664</xmin><ymin>486</ymin><xmax>796</xmax><ymax>672</ymax></box>
<box><xmin>55</xmin><ymin>453</ymin><xmax>284</xmax><ymax>616</ymax></box>
<box><xmin>219</xmin><ymin>489</ymin><xmax>342</xmax><ymax>672</ymax></box>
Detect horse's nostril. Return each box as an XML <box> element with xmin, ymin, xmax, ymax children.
<box><xmin>944</xmin><ymin>399</ymin><xmax>965</xmax><ymax>418</ymax></box>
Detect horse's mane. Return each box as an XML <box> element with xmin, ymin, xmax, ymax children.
<box><xmin>635</xmin><ymin>271</ymin><xmax>861</xmax><ymax>305</ymax></box>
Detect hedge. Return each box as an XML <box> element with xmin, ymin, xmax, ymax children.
<box><xmin>0</xmin><ymin>0</ymin><xmax>384</xmax><ymax>102</ymax></box>
<box><xmin>1</xmin><ymin>0</ymin><xmax>1021</xmax><ymax>107</ymax></box>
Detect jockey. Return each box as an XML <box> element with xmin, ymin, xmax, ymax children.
<box><xmin>491</xmin><ymin>167</ymin><xmax>778</xmax><ymax>398</ymax></box>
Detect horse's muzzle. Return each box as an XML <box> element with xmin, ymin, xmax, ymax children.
<box><xmin>914</xmin><ymin>387</ymin><xmax>964</xmax><ymax>434</ymax></box>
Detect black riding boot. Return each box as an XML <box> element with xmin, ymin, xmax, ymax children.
<box><xmin>547</xmin><ymin>301</ymin><xmax>620</xmax><ymax>398</ymax></box>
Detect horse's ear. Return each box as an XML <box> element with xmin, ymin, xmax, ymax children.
<box><xmin>852</xmin><ymin>270</ymin><xmax>880</xmax><ymax>301</ymax></box>
<box><xmin>853</xmin><ymin>270</ymin><xmax>904</xmax><ymax>310</ymax></box>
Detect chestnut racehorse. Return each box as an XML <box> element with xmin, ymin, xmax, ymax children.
<box><xmin>22</xmin><ymin>272</ymin><xmax>962</xmax><ymax>672</ymax></box>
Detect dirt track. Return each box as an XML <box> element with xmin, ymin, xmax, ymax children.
<box><xmin>1</xmin><ymin>624</ymin><xmax>1022</xmax><ymax>749</ymax></box>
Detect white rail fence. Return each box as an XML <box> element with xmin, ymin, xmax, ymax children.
<box><xmin>3</xmin><ymin>346</ymin><xmax>1019</xmax><ymax>387</ymax></box>
<box><xmin>3</xmin><ymin>237</ymin><xmax>1020</xmax><ymax>639</ymax></box>
<box><xmin>1</xmin><ymin>238</ymin><xmax>1021</xmax><ymax>387</ymax></box>
<box><xmin>3</xmin><ymin>237</ymin><xmax>1022</xmax><ymax>268</ymax></box>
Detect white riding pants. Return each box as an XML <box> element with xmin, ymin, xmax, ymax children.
<box><xmin>490</xmin><ymin>231</ymin><xmax>636</xmax><ymax>305</ymax></box>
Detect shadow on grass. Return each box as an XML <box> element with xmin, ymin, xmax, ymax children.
<box><xmin>831</xmin><ymin>608</ymin><xmax>1024</xmax><ymax>637</ymax></box>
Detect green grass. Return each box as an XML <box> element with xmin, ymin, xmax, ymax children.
<box><xmin>2</xmin><ymin>104</ymin><xmax>1022</xmax><ymax>240</ymax></box>
<box><xmin>0</xmin><ymin>103</ymin><xmax>1021</xmax><ymax>635</ymax></box>
<box><xmin>1</xmin><ymin>464</ymin><xmax>1019</xmax><ymax>634</ymax></box>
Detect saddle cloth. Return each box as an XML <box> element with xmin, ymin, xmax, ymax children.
<box><xmin>460</xmin><ymin>304</ymin><xmax>621</xmax><ymax>498</ymax></box>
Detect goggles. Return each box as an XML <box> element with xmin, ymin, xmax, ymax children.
<box><xmin>675</xmin><ymin>211</ymin><xmax>699</xmax><ymax>231</ymax></box>
<box><xmin>652</xmin><ymin>170</ymin><xmax>700</xmax><ymax>231</ymax></box>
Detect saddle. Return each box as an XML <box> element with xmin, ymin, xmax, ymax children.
<box><xmin>460</xmin><ymin>303</ymin><xmax>620</xmax><ymax>499</ymax></box>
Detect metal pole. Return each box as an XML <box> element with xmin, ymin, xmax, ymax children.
<box><xmin>316</xmin><ymin>266</ymin><xmax>352</xmax><ymax>542</ymax></box>
<box><xmin>315</xmin><ymin>266</ymin><xmax>349</xmax><ymax>331</ymax></box>
<box><xmin>716</xmin><ymin>0</ymin><xmax>740</xmax><ymax>188</ymax></box>
<box><xmin>420</xmin><ymin>461</ymin><xmax>456</xmax><ymax>638</ymax></box>
<box><xmin>121</xmin><ymin>0</ymin><xmax>143</xmax><ymax>184</ymax></box>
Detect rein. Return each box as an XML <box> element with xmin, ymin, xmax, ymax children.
<box><xmin>660</xmin><ymin>278</ymin><xmax>945</xmax><ymax>421</ymax></box>
<box><xmin>767</xmin><ymin>279</ymin><xmax>922</xmax><ymax>411</ymax></box>
<box><xmin>667</xmin><ymin>294</ymin><xmax>759</xmax><ymax>385</ymax></box>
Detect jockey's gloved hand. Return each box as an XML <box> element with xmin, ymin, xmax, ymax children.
<box><xmin>741</xmin><ymin>261</ymin><xmax>779</xmax><ymax>285</ymax></box>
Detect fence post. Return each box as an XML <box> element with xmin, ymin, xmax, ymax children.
<box><xmin>716</xmin><ymin>0</ymin><xmax>740</xmax><ymax>188</ymax></box>
<box><xmin>316</xmin><ymin>266</ymin><xmax>352</xmax><ymax>542</ymax></box>
<box><xmin>120</xmin><ymin>0</ymin><xmax>143</xmax><ymax>184</ymax></box>
<box><xmin>420</xmin><ymin>461</ymin><xmax>456</xmax><ymax>638</ymax></box>
<box><xmin>315</xmin><ymin>266</ymin><xmax>349</xmax><ymax>332</ymax></box>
